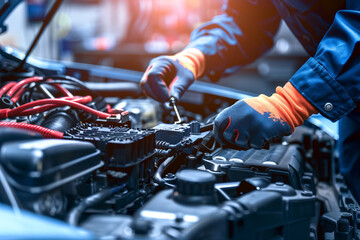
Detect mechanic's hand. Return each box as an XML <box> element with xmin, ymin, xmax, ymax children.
<box><xmin>214</xmin><ymin>82</ymin><xmax>318</xmax><ymax>149</ymax></box>
<box><xmin>140</xmin><ymin>48</ymin><xmax>205</xmax><ymax>103</ymax></box>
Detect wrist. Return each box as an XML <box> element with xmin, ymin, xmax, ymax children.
<box><xmin>173</xmin><ymin>48</ymin><xmax>206</xmax><ymax>79</ymax></box>
<box><xmin>274</xmin><ymin>82</ymin><xmax>318</xmax><ymax>130</ymax></box>
<box><xmin>244</xmin><ymin>82</ymin><xmax>318</xmax><ymax>131</ymax></box>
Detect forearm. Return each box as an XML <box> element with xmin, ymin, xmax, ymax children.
<box><xmin>186</xmin><ymin>0</ymin><xmax>281</xmax><ymax>80</ymax></box>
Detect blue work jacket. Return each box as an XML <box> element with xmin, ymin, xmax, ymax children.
<box><xmin>187</xmin><ymin>0</ymin><xmax>360</xmax><ymax>122</ymax></box>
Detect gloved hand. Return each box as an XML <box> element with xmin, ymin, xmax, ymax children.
<box><xmin>214</xmin><ymin>82</ymin><xmax>318</xmax><ymax>149</ymax></box>
<box><xmin>140</xmin><ymin>48</ymin><xmax>205</xmax><ymax>103</ymax></box>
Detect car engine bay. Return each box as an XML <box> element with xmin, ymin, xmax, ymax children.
<box><xmin>0</xmin><ymin>53</ymin><xmax>358</xmax><ymax>240</ymax></box>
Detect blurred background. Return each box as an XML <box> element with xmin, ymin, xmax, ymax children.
<box><xmin>0</xmin><ymin>0</ymin><xmax>310</xmax><ymax>95</ymax></box>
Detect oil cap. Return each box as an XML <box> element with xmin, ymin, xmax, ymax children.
<box><xmin>176</xmin><ymin>169</ymin><xmax>216</xmax><ymax>196</ymax></box>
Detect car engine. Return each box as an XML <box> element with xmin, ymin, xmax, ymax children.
<box><xmin>0</xmin><ymin>63</ymin><xmax>359</xmax><ymax>240</ymax></box>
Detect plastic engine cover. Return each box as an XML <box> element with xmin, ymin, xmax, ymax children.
<box><xmin>0</xmin><ymin>139</ymin><xmax>102</xmax><ymax>194</ymax></box>
<box><xmin>205</xmin><ymin>144</ymin><xmax>306</xmax><ymax>189</ymax></box>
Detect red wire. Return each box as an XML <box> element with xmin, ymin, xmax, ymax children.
<box><xmin>15</xmin><ymin>96</ymin><xmax>93</xmax><ymax>116</ymax></box>
<box><xmin>0</xmin><ymin>97</ymin><xmax>112</xmax><ymax>119</ymax></box>
<box><xmin>11</xmin><ymin>87</ymin><xmax>27</xmax><ymax>103</ymax></box>
<box><xmin>0</xmin><ymin>82</ymin><xmax>17</xmax><ymax>97</ymax></box>
<box><xmin>53</xmin><ymin>84</ymin><xmax>73</xmax><ymax>97</ymax></box>
<box><xmin>2</xmin><ymin>77</ymin><xmax>111</xmax><ymax>121</ymax></box>
<box><xmin>0</xmin><ymin>122</ymin><xmax>63</xmax><ymax>138</ymax></box>
<box><xmin>18</xmin><ymin>104</ymin><xmax>59</xmax><ymax>116</ymax></box>
<box><xmin>42</xmin><ymin>78</ymin><xmax>72</xmax><ymax>97</ymax></box>
<box><xmin>11</xmin><ymin>86</ymin><xmax>84</xmax><ymax>105</ymax></box>
<box><xmin>6</xmin><ymin>76</ymin><xmax>43</xmax><ymax>97</ymax></box>
<box><xmin>60</xmin><ymin>96</ymin><xmax>93</xmax><ymax>103</ymax></box>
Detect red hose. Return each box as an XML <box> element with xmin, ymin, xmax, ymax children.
<box><xmin>0</xmin><ymin>122</ymin><xmax>64</xmax><ymax>138</ymax></box>
<box><xmin>6</xmin><ymin>76</ymin><xmax>43</xmax><ymax>97</ymax></box>
<box><xmin>0</xmin><ymin>97</ymin><xmax>111</xmax><ymax>119</ymax></box>
<box><xmin>11</xmin><ymin>83</ymin><xmax>74</xmax><ymax>103</ymax></box>
<box><xmin>61</xmin><ymin>95</ymin><xmax>93</xmax><ymax>104</ymax></box>
<box><xmin>53</xmin><ymin>84</ymin><xmax>73</xmax><ymax>97</ymax></box>
<box><xmin>11</xmin><ymin>87</ymin><xmax>27</xmax><ymax>103</ymax></box>
<box><xmin>0</xmin><ymin>82</ymin><xmax>17</xmax><ymax>97</ymax></box>
<box><xmin>12</xmin><ymin>96</ymin><xmax>93</xmax><ymax>116</ymax></box>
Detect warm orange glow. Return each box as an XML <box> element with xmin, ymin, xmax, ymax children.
<box><xmin>123</xmin><ymin>0</ymin><xmax>224</xmax><ymax>53</ymax></box>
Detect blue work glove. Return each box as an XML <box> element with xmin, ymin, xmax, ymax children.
<box><xmin>140</xmin><ymin>49</ymin><xmax>205</xmax><ymax>103</ymax></box>
<box><xmin>214</xmin><ymin>83</ymin><xmax>318</xmax><ymax>149</ymax></box>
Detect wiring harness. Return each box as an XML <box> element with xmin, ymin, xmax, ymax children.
<box><xmin>0</xmin><ymin>76</ymin><xmax>122</xmax><ymax>137</ymax></box>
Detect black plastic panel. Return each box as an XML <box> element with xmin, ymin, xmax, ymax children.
<box><xmin>205</xmin><ymin>144</ymin><xmax>306</xmax><ymax>189</ymax></box>
<box><xmin>1</xmin><ymin>139</ymin><xmax>102</xmax><ymax>193</ymax></box>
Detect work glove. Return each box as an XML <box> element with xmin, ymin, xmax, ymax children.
<box><xmin>214</xmin><ymin>82</ymin><xmax>318</xmax><ymax>149</ymax></box>
<box><xmin>140</xmin><ymin>48</ymin><xmax>205</xmax><ymax>103</ymax></box>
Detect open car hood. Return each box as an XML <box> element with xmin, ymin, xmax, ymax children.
<box><xmin>0</xmin><ymin>0</ymin><xmax>23</xmax><ymax>34</ymax></box>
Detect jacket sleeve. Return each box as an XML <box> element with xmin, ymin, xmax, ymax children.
<box><xmin>290</xmin><ymin>5</ymin><xmax>360</xmax><ymax>122</ymax></box>
<box><xmin>186</xmin><ymin>0</ymin><xmax>281</xmax><ymax>80</ymax></box>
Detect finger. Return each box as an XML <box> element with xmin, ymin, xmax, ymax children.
<box><xmin>146</xmin><ymin>73</ymin><xmax>171</xmax><ymax>103</ymax></box>
<box><xmin>169</xmin><ymin>72</ymin><xmax>194</xmax><ymax>101</ymax></box>
<box><xmin>214</xmin><ymin>115</ymin><xmax>231</xmax><ymax>145</ymax></box>
<box><xmin>140</xmin><ymin>67</ymin><xmax>167</xmax><ymax>102</ymax></box>
<box><xmin>140</xmin><ymin>62</ymin><xmax>172</xmax><ymax>103</ymax></box>
<box><xmin>140</xmin><ymin>79</ymin><xmax>165</xmax><ymax>102</ymax></box>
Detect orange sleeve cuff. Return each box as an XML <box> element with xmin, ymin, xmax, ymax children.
<box><xmin>280</xmin><ymin>82</ymin><xmax>318</xmax><ymax>125</ymax></box>
<box><xmin>245</xmin><ymin>82</ymin><xmax>318</xmax><ymax>131</ymax></box>
<box><xmin>174</xmin><ymin>48</ymin><xmax>206</xmax><ymax>79</ymax></box>
<box><xmin>273</xmin><ymin>82</ymin><xmax>318</xmax><ymax>130</ymax></box>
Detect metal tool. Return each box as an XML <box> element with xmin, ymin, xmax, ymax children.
<box><xmin>169</xmin><ymin>96</ymin><xmax>182</xmax><ymax>124</ymax></box>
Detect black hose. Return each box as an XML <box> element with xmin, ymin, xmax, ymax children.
<box><xmin>180</xmin><ymin>210</ymin><xmax>228</xmax><ymax>240</ymax></box>
<box><xmin>67</xmin><ymin>184</ymin><xmax>125</xmax><ymax>226</ymax></box>
<box><xmin>62</xmin><ymin>81</ymin><xmax>142</xmax><ymax>98</ymax></box>
<box><xmin>154</xmin><ymin>156</ymin><xmax>176</xmax><ymax>188</ymax></box>
<box><xmin>26</xmin><ymin>77</ymin><xmax>100</xmax><ymax>101</ymax></box>
<box><xmin>155</xmin><ymin>149</ymin><xmax>175</xmax><ymax>158</ymax></box>
<box><xmin>44</xmin><ymin>75</ymin><xmax>101</xmax><ymax>97</ymax></box>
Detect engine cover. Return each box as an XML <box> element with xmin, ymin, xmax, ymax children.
<box><xmin>202</xmin><ymin>144</ymin><xmax>311</xmax><ymax>190</ymax></box>
<box><xmin>1</xmin><ymin>139</ymin><xmax>102</xmax><ymax>193</ymax></box>
<box><xmin>0</xmin><ymin>139</ymin><xmax>102</xmax><ymax>217</ymax></box>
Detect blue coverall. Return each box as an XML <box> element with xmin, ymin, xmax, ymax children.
<box><xmin>186</xmin><ymin>0</ymin><xmax>360</xmax><ymax>201</ymax></box>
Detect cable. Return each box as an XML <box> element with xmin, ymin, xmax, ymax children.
<box><xmin>0</xmin><ymin>82</ymin><xmax>16</xmax><ymax>97</ymax></box>
<box><xmin>2</xmin><ymin>77</ymin><xmax>74</xmax><ymax>102</ymax></box>
<box><xmin>6</xmin><ymin>76</ymin><xmax>43</xmax><ymax>97</ymax></box>
<box><xmin>0</xmin><ymin>98</ymin><xmax>112</xmax><ymax>119</ymax></box>
<box><xmin>26</xmin><ymin>81</ymin><xmax>74</xmax><ymax>102</ymax></box>
<box><xmin>67</xmin><ymin>184</ymin><xmax>126</xmax><ymax>226</ymax></box>
<box><xmin>53</xmin><ymin>84</ymin><xmax>73</xmax><ymax>97</ymax></box>
<box><xmin>45</xmin><ymin>75</ymin><xmax>101</xmax><ymax>96</ymax></box>
<box><xmin>154</xmin><ymin>156</ymin><xmax>176</xmax><ymax>188</ymax></box>
<box><xmin>17</xmin><ymin>0</ymin><xmax>64</xmax><ymax>70</ymax></box>
<box><xmin>39</xmin><ymin>85</ymin><xmax>55</xmax><ymax>99</ymax></box>
<box><xmin>11</xmin><ymin>87</ymin><xmax>27</xmax><ymax>103</ymax></box>
<box><xmin>15</xmin><ymin>96</ymin><xmax>93</xmax><ymax>116</ymax></box>
<box><xmin>0</xmin><ymin>122</ymin><xmax>63</xmax><ymax>138</ymax></box>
